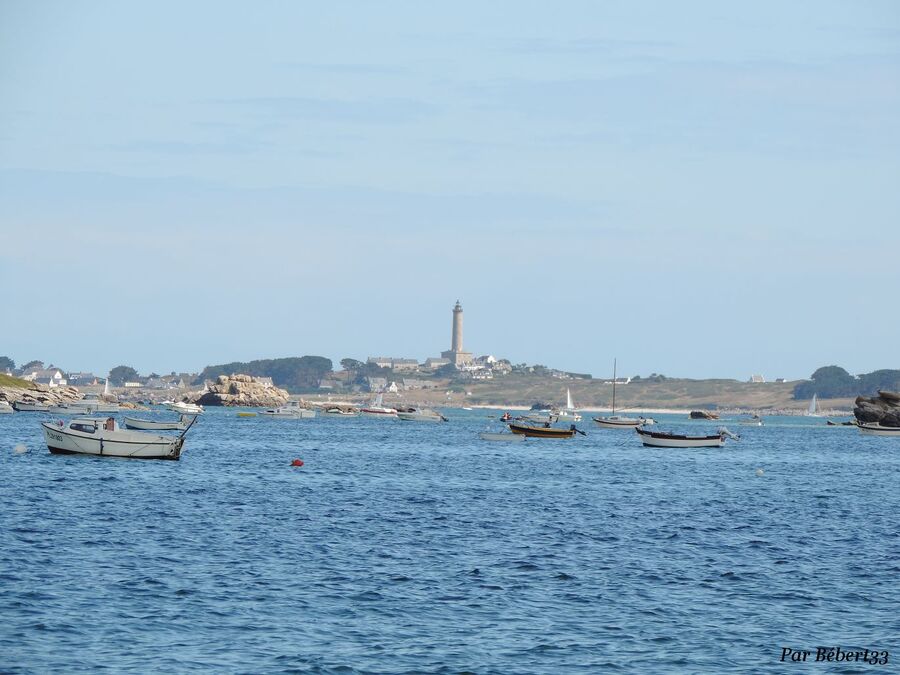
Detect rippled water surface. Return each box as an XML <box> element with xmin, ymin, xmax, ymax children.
<box><xmin>1</xmin><ymin>409</ymin><xmax>898</xmax><ymax>673</ymax></box>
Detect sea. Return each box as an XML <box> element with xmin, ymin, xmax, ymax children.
<box><xmin>1</xmin><ymin>409</ymin><xmax>897</xmax><ymax>674</ymax></box>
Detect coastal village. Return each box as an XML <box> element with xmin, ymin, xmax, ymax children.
<box><xmin>0</xmin><ymin>301</ymin><xmax>885</xmax><ymax>414</ymax></box>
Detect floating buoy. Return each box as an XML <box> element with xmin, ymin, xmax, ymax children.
<box><xmin>291</xmin><ymin>459</ymin><xmax>304</xmax><ymax>467</ymax></box>
<box><xmin>13</xmin><ymin>444</ymin><xmax>28</xmax><ymax>455</ymax></box>
<box><xmin>756</xmin><ymin>468</ymin><xmax>764</xmax><ymax>477</ymax></box>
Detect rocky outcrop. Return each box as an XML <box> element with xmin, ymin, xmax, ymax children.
<box><xmin>192</xmin><ymin>374</ymin><xmax>290</xmax><ymax>407</ymax></box>
<box><xmin>854</xmin><ymin>391</ymin><xmax>900</xmax><ymax>427</ymax></box>
<box><xmin>690</xmin><ymin>410</ymin><xmax>719</xmax><ymax>419</ymax></box>
<box><xmin>0</xmin><ymin>383</ymin><xmax>82</xmax><ymax>406</ymax></box>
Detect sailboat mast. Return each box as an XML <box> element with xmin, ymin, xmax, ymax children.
<box><xmin>612</xmin><ymin>358</ymin><xmax>617</xmax><ymax>414</ymax></box>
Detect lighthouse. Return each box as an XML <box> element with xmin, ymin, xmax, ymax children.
<box><xmin>441</xmin><ymin>300</ymin><xmax>473</xmax><ymax>367</ymax></box>
<box><xmin>451</xmin><ymin>300</ymin><xmax>463</xmax><ymax>352</ymax></box>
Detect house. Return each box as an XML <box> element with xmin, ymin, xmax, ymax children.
<box><xmin>391</xmin><ymin>358</ymin><xmax>420</xmax><ymax>373</ymax></box>
<box><xmin>423</xmin><ymin>358</ymin><xmax>450</xmax><ymax>370</ymax></box>
<box><xmin>67</xmin><ymin>372</ymin><xmax>100</xmax><ymax>386</ymax></box>
<box><xmin>387</xmin><ymin>381</ymin><xmax>399</xmax><ymax>393</ymax></box>
<box><xmin>367</xmin><ymin>357</ymin><xmax>394</xmax><ymax>369</ymax></box>
<box><xmin>23</xmin><ymin>368</ymin><xmax>67</xmax><ymax>388</ymax></box>
<box><xmin>366</xmin><ymin>376</ymin><xmax>388</xmax><ymax>392</ymax></box>
<box><xmin>123</xmin><ymin>381</ymin><xmax>143</xmax><ymax>388</ymax></box>
<box><xmin>775</xmin><ymin>378</ymin><xmax>786</xmax><ymax>384</ymax></box>
<box><xmin>401</xmin><ymin>378</ymin><xmax>433</xmax><ymax>390</ymax></box>
<box><xmin>749</xmin><ymin>374</ymin><xmax>766</xmax><ymax>383</ymax></box>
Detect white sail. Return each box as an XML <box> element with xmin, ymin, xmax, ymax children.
<box><xmin>103</xmin><ymin>377</ymin><xmax>110</xmax><ymax>396</ymax></box>
<box><xmin>807</xmin><ymin>394</ymin><xmax>819</xmax><ymax>416</ymax></box>
<box><xmin>566</xmin><ymin>388</ymin><xmax>574</xmax><ymax>410</ymax></box>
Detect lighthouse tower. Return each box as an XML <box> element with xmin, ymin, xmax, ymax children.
<box><xmin>441</xmin><ymin>300</ymin><xmax>473</xmax><ymax>367</ymax></box>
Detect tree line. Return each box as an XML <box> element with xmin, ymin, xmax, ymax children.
<box><xmin>793</xmin><ymin>366</ymin><xmax>900</xmax><ymax>399</ymax></box>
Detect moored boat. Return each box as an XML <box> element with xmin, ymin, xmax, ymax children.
<box><xmin>0</xmin><ymin>401</ymin><xmax>13</xmax><ymax>414</ymax></box>
<box><xmin>858</xmin><ymin>423</ymin><xmax>900</xmax><ymax>437</ymax></box>
<box><xmin>260</xmin><ymin>401</ymin><xmax>316</xmax><ymax>418</ymax></box>
<box><xmin>635</xmin><ymin>426</ymin><xmax>738</xmax><ymax>448</ymax></box>
<box><xmin>738</xmin><ymin>414</ymin><xmax>764</xmax><ymax>426</ymax></box>
<box><xmin>322</xmin><ymin>407</ymin><xmax>360</xmax><ymax>417</ymax></box>
<box><xmin>508</xmin><ymin>422</ymin><xmax>580</xmax><ymax>439</ymax></box>
<box><xmin>123</xmin><ymin>414</ymin><xmax>193</xmax><ymax>431</ymax></box>
<box><xmin>167</xmin><ymin>401</ymin><xmax>204</xmax><ymax>415</ymax></box>
<box><xmin>396</xmin><ymin>407</ymin><xmax>447</xmax><ymax>422</ymax></box>
<box><xmin>361</xmin><ymin>393</ymin><xmax>397</xmax><ymax>418</ymax></box>
<box><xmin>555</xmin><ymin>388</ymin><xmax>582</xmax><ymax>422</ymax></box>
<box><xmin>594</xmin><ymin>415</ymin><xmax>655</xmax><ymax>429</ymax></box>
<box><xmin>41</xmin><ymin>417</ymin><xmax>194</xmax><ymax>460</ymax></box>
<box><xmin>593</xmin><ymin>359</ymin><xmax>652</xmax><ymax>428</ymax></box>
<box><xmin>12</xmin><ymin>400</ymin><xmax>50</xmax><ymax>412</ymax></box>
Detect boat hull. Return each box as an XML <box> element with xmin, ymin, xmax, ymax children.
<box><xmin>260</xmin><ymin>410</ymin><xmax>316</xmax><ymax>418</ymax></box>
<box><xmin>12</xmin><ymin>401</ymin><xmax>50</xmax><ymax>412</ymax></box>
<box><xmin>360</xmin><ymin>409</ymin><xmax>398</xmax><ymax>418</ymax></box>
<box><xmin>123</xmin><ymin>416</ymin><xmax>190</xmax><ymax>431</ymax></box>
<box><xmin>593</xmin><ymin>416</ymin><xmax>650</xmax><ymax>429</ymax></box>
<box><xmin>397</xmin><ymin>413</ymin><xmax>444</xmax><ymax>422</ymax></box>
<box><xmin>508</xmin><ymin>423</ymin><xmax>576</xmax><ymax>438</ymax></box>
<box><xmin>858</xmin><ymin>423</ymin><xmax>900</xmax><ymax>437</ymax></box>
<box><xmin>42</xmin><ymin>422</ymin><xmax>185</xmax><ymax>459</ymax></box>
<box><xmin>635</xmin><ymin>427</ymin><xmax>725</xmax><ymax>448</ymax></box>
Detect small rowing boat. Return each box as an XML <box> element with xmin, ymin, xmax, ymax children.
<box><xmin>635</xmin><ymin>426</ymin><xmax>738</xmax><ymax>448</ymax></box>
<box><xmin>858</xmin><ymin>423</ymin><xmax>900</xmax><ymax>437</ymax></box>
<box><xmin>123</xmin><ymin>414</ymin><xmax>193</xmax><ymax>431</ymax></box>
<box><xmin>508</xmin><ymin>422</ymin><xmax>580</xmax><ymax>439</ymax></box>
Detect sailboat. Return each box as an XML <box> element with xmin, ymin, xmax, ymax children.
<box><xmin>556</xmin><ymin>388</ymin><xmax>582</xmax><ymax>422</ymax></box>
<box><xmin>360</xmin><ymin>392</ymin><xmax>398</xmax><ymax>418</ymax></box>
<box><xmin>593</xmin><ymin>359</ymin><xmax>654</xmax><ymax>429</ymax></box>
<box><xmin>806</xmin><ymin>394</ymin><xmax>820</xmax><ymax>417</ymax></box>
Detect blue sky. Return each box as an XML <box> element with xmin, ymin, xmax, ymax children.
<box><xmin>1</xmin><ymin>1</ymin><xmax>898</xmax><ymax>380</ymax></box>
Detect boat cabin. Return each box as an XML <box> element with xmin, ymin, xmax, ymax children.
<box><xmin>66</xmin><ymin>417</ymin><xmax>118</xmax><ymax>433</ymax></box>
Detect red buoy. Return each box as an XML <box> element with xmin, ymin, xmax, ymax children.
<box><xmin>291</xmin><ymin>459</ymin><xmax>304</xmax><ymax>467</ymax></box>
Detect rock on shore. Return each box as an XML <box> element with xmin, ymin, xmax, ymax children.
<box><xmin>0</xmin><ymin>383</ymin><xmax>82</xmax><ymax>406</ymax></box>
<box><xmin>854</xmin><ymin>390</ymin><xmax>900</xmax><ymax>427</ymax></box>
<box><xmin>192</xmin><ymin>374</ymin><xmax>290</xmax><ymax>407</ymax></box>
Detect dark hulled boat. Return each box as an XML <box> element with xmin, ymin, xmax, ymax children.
<box><xmin>508</xmin><ymin>422</ymin><xmax>577</xmax><ymax>438</ymax></box>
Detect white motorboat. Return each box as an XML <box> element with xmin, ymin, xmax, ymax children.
<box><xmin>635</xmin><ymin>426</ymin><xmax>738</xmax><ymax>448</ymax></box>
<box><xmin>123</xmin><ymin>414</ymin><xmax>193</xmax><ymax>431</ymax></box>
<box><xmin>260</xmin><ymin>401</ymin><xmax>316</xmax><ymax>418</ymax></box>
<box><xmin>396</xmin><ymin>407</ymin><xmax>447</xmax><ymax>423</ymax></box>
<box><xmin>0</xmin><ymin>401</ymin><xmax>13</xmax><ymax>414</ymax></box>
<box><xmin>521</xmin><ymin>410</ymin><xmax>558</xmax><ymax>424</ymax></box>
<box><xmin>479</xmin><ymin>431</ymin><xmax>525</xmax><ymax>442</ymax></box>
<box><xmin>12</xmin><ymin>400</ymin><xmax>50</xmax><ymax>412</ymax></box>
<box><xmin>858</xmin><ymin>423</ymin><xmax>900</xmax><ymax>437</ymax></box>
<box><xmin>361</xmin><ymin>393</ymin><xmax>397</xmax><ymax>418</ymax></box>
<box><xmin>167</xmin><ymin>401</ymin><xmax>204</xmax><ymax>415</ymax></box>
<box><xmin>49</xmin><ymin>393</ymin><xmax>120</xmax><ymax>415</ymax></box>
<box><xmin>555</xmin><ymin>388</ymin><xmax>582</xmax><ymax>422</ymax></box>
<box><xmin>41</xmin><ymin>417</ymin><xmax>194</xmax><ymax>460</ymax></box>
<box><xmin>594</xmin><ymin>359</ymin><xmax>652</xmax><ymax>428</ymax></box>
<box><xmin>594</xmin><ymin>415</ymin><xmax>655</xmax><ymax>429</ymax></box>
<box><xmin>738</xmin><ymin>415</ymin><xmax>764</xmax><ymax>426</ymax></box>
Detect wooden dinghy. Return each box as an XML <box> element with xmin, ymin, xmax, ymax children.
<box><xmin>635</xmin><ymin>426</ymin><xmax>738</xmax><ymax>448</ymax></box>
<box><xmin>508</xmin><ymin>422</ymin><xmax>580</xmax><ymax>439</ymax></box>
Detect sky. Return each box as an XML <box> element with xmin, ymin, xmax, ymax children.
<box><xmin>1</xmin><ymin>1</ymin><xmax>898</xmax><ymax>380</ymax></box>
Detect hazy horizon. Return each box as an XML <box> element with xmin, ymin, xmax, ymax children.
<box><xmin>2</xmin><ymin>2</ymin><xmax>898</xmax><ymax>380</ymax></box>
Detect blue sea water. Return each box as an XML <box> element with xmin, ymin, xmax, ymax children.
<box><xmin>1</xmin><ymin>409</ymin><xmax>898</xmax><ymax>673</ymax></box>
